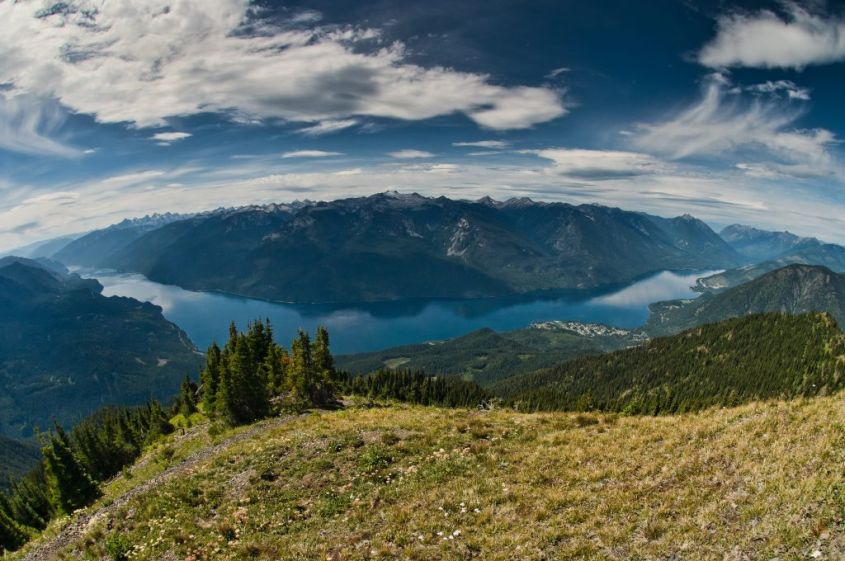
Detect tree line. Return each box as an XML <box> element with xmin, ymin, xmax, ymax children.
<box><xmin>0</xmin><ymin>403</ymin><xmax>172</xmax><ymax>551</ymax></box>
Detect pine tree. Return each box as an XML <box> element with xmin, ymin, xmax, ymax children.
<box><xmin>264</xmin><ymin>344</ymin><xmax>289</xmax><ymax>396</ymax></box>
<box><xmin>290</xmin><ymin>330</ymin><xmax>313</xmax><ymax>402</ymax></box>
<box><xmin>0</xmin><ymin>502</ymin><xmax>28</xmax><ymax>553</ymax></box>
<box><xmin>177</xmin><ymin>376</ymin><xmax>198</xmax><ymax>417</ymax></box>
<box><xmin>200</xmin><ymin>342</ymin><xmax>222</xmax><ymax>414</ymax></box>
<box><xmin>41</xmin><ymin>425</ymin><xmax>100</xmax><ymax>516</ymax></box>
<box><xmin>311</xmin><ymin>326</ymin><xmax>336</xmax><ymax>405</ymax></box>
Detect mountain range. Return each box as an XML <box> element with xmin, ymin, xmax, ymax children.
<box><xmin>50</xmin><ymin>192</ymin><xmax>742</xmax><ymax>303</ymax></box>
<box><xmin>0</xmin><ymin>258</ymin><xmax>202</xmax><ymax>439</ymax></box>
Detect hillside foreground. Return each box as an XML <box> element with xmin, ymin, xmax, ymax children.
<box><xmin>12</xmin><ymin>397</ymin><xmax>845</xmax><ymax>560</ymax></box>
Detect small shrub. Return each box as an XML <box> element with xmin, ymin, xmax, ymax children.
<box><xmin>106</xmin><ymin>533</ymin><xmax>132</xmax><ymax>561</ymax></box>
<box><xmin>381</xmin><ymin>431</ymin><xmax>400</xmax><ymax>446</ymax></box>
<box><xmin>358</xmin><ymin>444</ymin><xmax>393</xmax><ymax>473</ymax></box>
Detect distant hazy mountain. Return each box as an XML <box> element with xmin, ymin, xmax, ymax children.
<box><xmin>646</xmin><ymin>264</ymin><xmax>845</xmax><ymax>336</ymax></box>
<box><xmin>53</xmin><ymin>193</ymin><xmax>742</xmax><ymax>303</ymax></box>
<box><xmin>1</xmin><ymin>235</ymin><xmax>80</xmax><ymax>260</ymax></box>
<box><xmin>337</xmin><ymin>321</ymin><xmax>646</xmax><ymax>386</ymax></box>
<box><xmin>52</xmin><ymin>212</ymin><xmax>191</xmax><ymax>268</ymax></box>
<box><xmin>720</xmin><ymin>224</ymin><xmax>810</xmax><ymax>263</ymax></box>
<box><xmin>495</xmin><ymin>312</ymin><xmax>845</xmax><ymax>414</ymax></box>
<box><xmin>696</xmin><ymin>240</ymin><xmax>845</xmax><ymax>292</ymax></box>
<box><xmin>0</xmin><ymin>259</ymin><xmax>202</xmax><ymax>439</ymax></box>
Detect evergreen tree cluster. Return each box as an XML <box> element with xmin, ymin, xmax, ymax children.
<box><xmin>199</xmin><ymin>321</ymin><xmax>338</xmax><ymax>425</ymax></box>
<box><xmin>494</xmin><ymin>313</ymin><xmax>845</xmax><ymax>414</ymax></box>
<box><xmin>0</xmin><ymin>403</ymin><xmax>173</xmax><ymax>553</ymax></box>
<box><xmin>342</xmin><ymin>369</ymin><xmax>491</xmax><ymax>408</ymax></box>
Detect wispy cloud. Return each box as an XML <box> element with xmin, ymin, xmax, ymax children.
<box><xmin>388</xmin><ymin>149</ymin><xmax>434</xmax><ymax>159</ymax></box>
<box><xmin>698</xmin><ymin>3</ymin><xmax>845</xmax><ymax>69</ymax></box>
<box><xmin>545</xmin><ymin>67</ymin><xmax>571</xmax><ymax>79</ymax></box>
<box><xmin>298</xmin><ymin>119</ymin><xmax>359</xmax><ymax>136</ymax></box>
<box><xmin>0</xmin><ymin>1</ymin><xmax>566</xmax><ymax>131</ymax></box>
<box><xmin>0</xmin><ymin>95</ymin><xmax>79</xmax><ymax>157</ymax></box>
<box><xmin>453</xmin><ymin>140</ymin><xmax>509</xmax><ymax>149</ymax></box>
<box><xmin>281</xmin><ymin>150</ymin><xmax>344</xmax><ymax>158</ymax></box>
<box><xmin>745</xmin><ymin>80</ymin><xmax>810</xmax><ymax>101</ymax></box>
<box><xmin>150</xmin><ymin>132</ymin><xmax>192</xmax><ymax>144</ymax></box>
<box><xmin>633</xmin><ymin>75</ymin><xmax>836</xmax><ymax>173</ymax></box>
<box><xmin>526</xmin><ymin>149</ymin><xmax>670</xmax><ymax>179</ymax></box>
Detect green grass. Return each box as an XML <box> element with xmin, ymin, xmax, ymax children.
<box><xmin>16</xmin><ymin>396</ymin><xmax>845</xmax><ymax>560</ymax></box>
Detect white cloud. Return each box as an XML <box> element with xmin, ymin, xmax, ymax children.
<box><xmin>149</xmin><ymin>132</ymin><xmax>192</xmax><ymax>143</ymax></box>
<box><xmin>0</xmin><ymin>94</ymin><xmax>80</xmax><ymax>157</ymax></box>
<box><xmin>633</xmin><ymin>75</ymin><xmax>836</xmax><ymax>171</ymax></box>
<box><xmin>0</xmin><ymin>1</ymin><xmax>565</xmax><ymax>131</ymax></box>
<box><xmin>453</xmin><ymin>140</ymin><xmax>509</xmax><ymax>149</ymax></box>
<box><xmin>527</xmin><ymin>149</ymin><xmax>670</xmax><ymax>179</ymax></box>
<box><xmin>545</xmin><ymin>67</ymin><xmax>571</xmax><ymax>79</ymax></box>
<box><xmin>388</xmin><ymin>149</ymin><xmax>434</xmax><ymax>159</ymax></box>
<box><xmin>746</xmin><ymin>80</ymin><xmax>810</xmax><ymax>101</ymax></box>
<box><xmin>298</xmin><ymin>119</ymin><xmax>359</xmax><ymax>136</ymax></box>
<box><xmin>281</xmin><ymin>150</ymin><xmax>344</xmax><ymax>158</ymax></box>
<box><xmin>698</xmin><ymin>3</ymin><xmax>845</xmax><ymax>69</ymax></box>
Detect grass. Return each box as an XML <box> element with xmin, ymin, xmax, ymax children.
<box><xmin>20</xmin><ymin>397</ymin><xmax>845</xmax><ymax>560</ymax></box>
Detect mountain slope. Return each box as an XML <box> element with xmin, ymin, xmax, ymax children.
<box><xmin>57</xmin><ymin>193</ymin><xmax>742</xmax><ymax>303</ymax></box>
<box><xmin>52</xmin><ymin>213</ymin><xmax>190</xmax><ymax>269</ymax></box>
<box><xmin>337</xmin><ymin>322</ymin><xmax>645</xmax><ymax>386</ymax></box>
<box><xmin>648</xmin><ymin>264</ymin><xmax>845</xmax><ymax>336</ymax></box>
<box><xmin>696</xmin><ymin>241</ymin><xmax>845</xmax><ymax>292</ymax></box>
<box><xmin>719</xmin><ymin>224</ymin><xmax>809</xmax><ymax>262</ymax></box>
<box><xmin>14</xmin><ymin>399</ymin><xmax>845</xmax><ymax>560</ymax></box>
<box><xmin>495</xmin><ymin>312</ymin><xmax>845</xmax><ymax>413</ymax></box>
<box><xmin>0</xmin><ymin>436</ymin><xmax>39</xmax><ymax>488</ymax></box>
<box><xmin>0</xmin><ymin>259</ymin><xmax>203</xmax><ymax>438</ymax></box>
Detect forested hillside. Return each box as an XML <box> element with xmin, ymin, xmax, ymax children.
<box><xmin>647</xmin><ymin>265</ymin><xmax>845</xmax><ymax>336</ymax></box>
<box><xmin>0</xmin><ymin>259</ymin><xmax>202</xmax><ymax>439</ymax></box>
<box><xmin>0</xmin><ymin>437</ymin><xmax>39</xmax><ymax>489</ymax></box>
<box><xmin>495</xmin><ymin>312</ymin><xmax>845</xmax><ymax>414</ymax></box>
<box><xmin>337</xmin><ymin>322</ymin><xmax>644</xmax><ymax>386</ymax></box>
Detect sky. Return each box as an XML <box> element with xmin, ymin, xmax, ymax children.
<box><xmin>1</xmin><ymin>0</ymin><xmax>845</xmax><ymax>251</ymax></box>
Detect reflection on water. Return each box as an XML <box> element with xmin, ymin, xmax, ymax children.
<box><xmin>86</xmin><ymin>270</ymin><xmax>717</xmax><ymax>354</ymax></box>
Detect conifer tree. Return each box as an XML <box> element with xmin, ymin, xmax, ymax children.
<box><xmin>264</xmin><ymin>344</ymin><xmax>289</xmax><ymax>396</ymax></box>
<box><xmin>41</xmin><ymin>425</ymin><xmax>99</xmax><ymax>516</ymax></box>
<box><xmin>177</xmin><ymin>376</ymin><xmax>198</xmax><ymax>417</ymax></box>
<box><xmin>200</xmin><ymin>342</ymin><xmax>222</xmax><ymax>413</ymax></box>
<box><xmin>0</xmin><ymin>502</ymin><xmax>27</xmax><ymax>553</ymax></box>
<box><xmin>290</xmin><ymin>330</ymin><xmax>313</xmax><ymax>402</ymax></box>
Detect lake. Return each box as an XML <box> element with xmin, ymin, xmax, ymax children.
<box><xmin>86</xmin><ymin>270</ymin><xmax>716</xmax><ymax>354</ymax></box>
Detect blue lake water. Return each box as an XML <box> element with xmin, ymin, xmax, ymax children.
<box><xmin>88</xmin><ymin>270</ymin><xmax>716</xmax><ymax>355</ymax></box>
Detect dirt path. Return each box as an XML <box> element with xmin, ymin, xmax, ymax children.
<box><xmin>20</xmin><ymin>414</ymin><xmax>299</xmax><ymax>561</ymax></box>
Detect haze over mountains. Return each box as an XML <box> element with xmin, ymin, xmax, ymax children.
<box><xmin>703</xmin><ymin>225</ymin><xmax>845</xmax><ymax>291</ymax></box>
<box><xmin>50</xmin><ymin>192</ymin><xmax>742</xmax><ymax>303</ymax></box>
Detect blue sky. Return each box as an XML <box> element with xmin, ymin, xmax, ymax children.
<box><xmin>1</xmin><ymin>0</ymin><xmax>845</xmax><ymax>251</ymax></box>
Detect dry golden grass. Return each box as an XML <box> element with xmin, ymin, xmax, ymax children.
<box><xmin>41</xmin><ymin>396</ymin><xmax>845</xmax><ymax>560</ymax></box>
